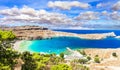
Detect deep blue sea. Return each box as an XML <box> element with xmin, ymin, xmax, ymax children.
<box><xmin>54</xmin><ymin>30</ymin><xmax>120</xmax><ymax>35</ymax></box>
<box><xmin>27</xmin><ymin>30</ymin><xmax>120</xmax><ymax>54</ymax></box>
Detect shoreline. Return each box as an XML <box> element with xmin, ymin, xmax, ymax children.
<box><xmin>13</xmin><ymin>40</ymin><xmax>120</xmax><ymax>53</ymax></box>
<box><xmin>13</xmin><ymin>40</ymin><xmax>23</xmax><ymax>51</ymax></box>
<box><xmin>13</xmin><ymin>40</ymin><xmax>33</xmax><ymax>52</ymax></box>
<box><xmin>13</xmin><ymin>40</ymin><xmax>120</xmax><ymax>70</ymax></box>
<box><xmin>1</xmin><ymin>26</ymin><xmax>117</xmax><ymax>40</ymax></box>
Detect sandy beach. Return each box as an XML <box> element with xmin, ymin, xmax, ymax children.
<box><xmin>13</xmin><ymin>40</ymin><xmax>32</xmax><ymax>52</ymax></box>
<box><xmin>10</xmin><ymin>26</ymin><xmax>120</xmax><ymax>70</ymax></box>
<box><xmin>13</xmin><ymin>40</ymin><xmax>120</xmax><ymax>70</ymax></box>
<box><xmin>13</xmin><ymin>41</ymin><xmax>23</xmax><ymax>50</ymax></box>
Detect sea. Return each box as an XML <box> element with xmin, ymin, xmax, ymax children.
<box><xmin>21</xmin><ymin>30</ymin><xmax>120</xmax><ymax>54</ymax></box>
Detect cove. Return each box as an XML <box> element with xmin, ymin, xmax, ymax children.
<box><xmin>22</xmin><ymin>36</ymin><xmax>120</xmax><ymax>54</ymax></box>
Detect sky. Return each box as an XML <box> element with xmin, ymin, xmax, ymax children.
<box><xmin>0</xmin><ymin>0</ymin><xmax>120</xmax><ymax>29</ymax></box>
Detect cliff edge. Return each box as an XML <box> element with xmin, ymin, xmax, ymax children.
<box><xmin>1</xmin><ymin>26</ymin><xmax>116</xmax><ymax>40</ymax></box>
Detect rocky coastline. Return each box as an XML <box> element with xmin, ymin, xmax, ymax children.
<box><xmin>1</xmin><ymin>26</ymin><xmax>116</xmax><ymax>40</ymax></box>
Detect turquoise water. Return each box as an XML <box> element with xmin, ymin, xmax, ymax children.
<box><xmin>19</xmin><ymin>30</ymin><xmax>120</xmax><ymax>54</ymax></box>
<box><xmin>27</xmin><ymin>36</ymin><xmax>120</xmax><ymax>54</ymax></box>
<box><xmin>28</xmin><ymin>37</ymin><xmax>80</xmax><ymax>54</ymax></box>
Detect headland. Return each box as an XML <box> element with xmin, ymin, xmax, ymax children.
<box><xmin>1</xmin><ymin>26</ymin><xmax>116</xmax><ymax>40</ymax></box>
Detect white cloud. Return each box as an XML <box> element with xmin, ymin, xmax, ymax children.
<box><xmin>110</xmin><ymin>11</ymin><xmax>120</xmax><ymax>20</ymax></box>
<box><xmin>112</xmin><ymin>1</ymin><xmax>120</xmax><ymax>10</ymax></box>
<box><xmin>75</xmin><ymin>11</ymin><xmax>99</xmax><ymax>20</ymax></box>
<box><xmin>96</xmin><ymin>3</ymin><xmax>102</xmax><ymax>8</ymax></box>
<box><xmin>0</xmin><ymin>5</ymin><xmax>120</xmax><ymax>29</ymax></box>
<box><xmin>48</xmin><ymin>1</ymin><xmax>90</xmax><ymax>10</ymax></box>
<box><xmin>0</xmin><ymin>6</ymin><xmax>75</xmax><ymax>26</ymax></box>
<box><xmin>0</xmin><ymin>6</ymin><xmax>20</xmax><ymax>16</ymax></box>
<box><xmin>20</xmin><ymin>6</ymin><xmax>37</xmax><ymax>16</ymax></box>
<box><xmin>101</xmin><ymin>11</ymin><xmax>120</xmax><ymax>20</ymax></box>
<box><xmin>96</xmin><ymin>2</ymin><xmax>112</xmax><ymax>8</ymax></box>
<box><xmin>101</xmin><ymin>11</ymin><xmax>108</xmax><ymax>15</ymax></box>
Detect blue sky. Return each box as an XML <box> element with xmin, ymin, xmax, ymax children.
<box><xmin>0</xmin><ymin>0</ymin><xmax>120</xmax><ymax>29</ymax></box>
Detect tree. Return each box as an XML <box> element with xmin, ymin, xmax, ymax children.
<box><xmin>49</xmin><ymin>53</ymin><xmax>63</xmax><ymax>65</ymax></box>
<box><xmin>0</xmin><ymin>43</ymin><xmax>19</xmax><ymax>69</ymax></box>
<box><xmin>0</xmin><ymin>30</ymin><xmax>19</xmax><ymax>70</ymax></box>
<box><xmin>60</xmin><ymin>52</ymin><xmax>64</xmax><ymax>59</ymax></box>
<box><xmin>0</xmin><ymin>30</ymin><xmax>16</xmax><ymax>41</ymax></box>
<box><xmin>77</xmin><ymin>50</ymin><xmax>86</xmax><ymax>56</ymax></box>
<box><xmin>94</xmin><ymin>56</ymin><xmax>100</xmax><ymax>63</ymax></box>
<box><xmin>0</xmin><ymin>63</ymin><xmax>11</xmax><ymax>70</ymax></box>
<box><xmin>78</xmin><ymin>59</ymin><xmax>88</xmax><ymax>64</ymax></box>
<box><xmin>112</xmin><ymin>52</ymin><xmax>117</xmax><ymax>57</ymax></box>
<box><xmin>72</xmin><ymin>64</ymin><xmax>89</xmax><ymax>70</ymax></box>
<box><xmin>51</xmin><ymin>64</ymin><xmax>72</xmax><ymax>70</ymax></box>
<box><xmin>87</xmin><ymin>56</ymin><xmax>91</xmax><ymax>61</ymax></box>
<box><xmin>21</xmin><ymin>52</ymin><xmax>51</xmax><ymax>70</ymax></box>
<box><xmin>21</xmin><ymin>52</ymin><xmax>37</xmax><ymax>70</ymax></box>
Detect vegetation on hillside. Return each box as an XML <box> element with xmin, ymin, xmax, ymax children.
<box><xmin>0</xmin><ymin>30</ymin><xmax>90</xmax><ymax>70</ymax></box>
<box><xmin>0</xmin><ymin>30</ymin><xmax>19</xmax><ymax>70</ymax></box>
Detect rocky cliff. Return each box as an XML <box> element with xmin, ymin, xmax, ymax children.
<box><xmin>0</xmin><ymin>26</ymin><xmax>116</xmax><ymax>40</ymax></box>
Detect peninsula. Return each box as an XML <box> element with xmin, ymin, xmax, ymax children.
<box><xmin>1</xmin><ymin>26</ymin><xmax>116</xmax><ymax>40</ymax></box>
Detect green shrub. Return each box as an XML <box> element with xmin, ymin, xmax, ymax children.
<box><xmin>87</xmin><ymin>56</ymin><xmax>91</xmax><ymax>61</ymax></box>
<box><xmin>60</xmin><ymin>52</ymin><xmax>64</xmax><ymax>59</ymax></box>
<box><xmin>0</xmin><ymin>30</ymin><xmax>16</xmax><ymax>41</ymax></box>
<box><xmin>21</xmin><ymin>52</ymin><xmax>37</xmax><ymax>70</ymax></box>
<box><xmin>73</xmin><ymin>64</ymin><xmax>89</xmax><ymax>70</ymax></box>
<box><xmin>79</xmin><ymin>65</ymin><xmax>89</xmax><ymax>70</ymax></box>
<box><xmin>78</xmin><ymin>59</ymin><xmax>88</xmax><ymax>64</ymax></box>
<box><xmin>94</xmin><ymin>57</ymin><xmax>100</xmax><ymax>63</ymax></box>
<box><xmin>77</xmin><ymin>50</ymin><xmax>86</xmax><ymax>56</ymax></box>
<box><xmin>95</xmin><ymin>55</ymin><xmax>99</xmax><ymax>57</ymax></box>
<box><xmin>0</xmin><ymin>63</ymin><xmax>11</xmax><ymax>70</ymax></box>
<box><xmin>51</xmin><ymin>64</ymin><xmax>72</xmax><ymax>70</ymax></box>
<box><xmin>112</xmin><ymin>52</ymin><xmax>117</xmax><ymax>57</ymax></box>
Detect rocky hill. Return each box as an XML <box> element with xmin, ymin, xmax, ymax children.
<box><xmin>0</xmin><ymin>26</ymin><xmax>116</xmax><ymax>40</ymax></box>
